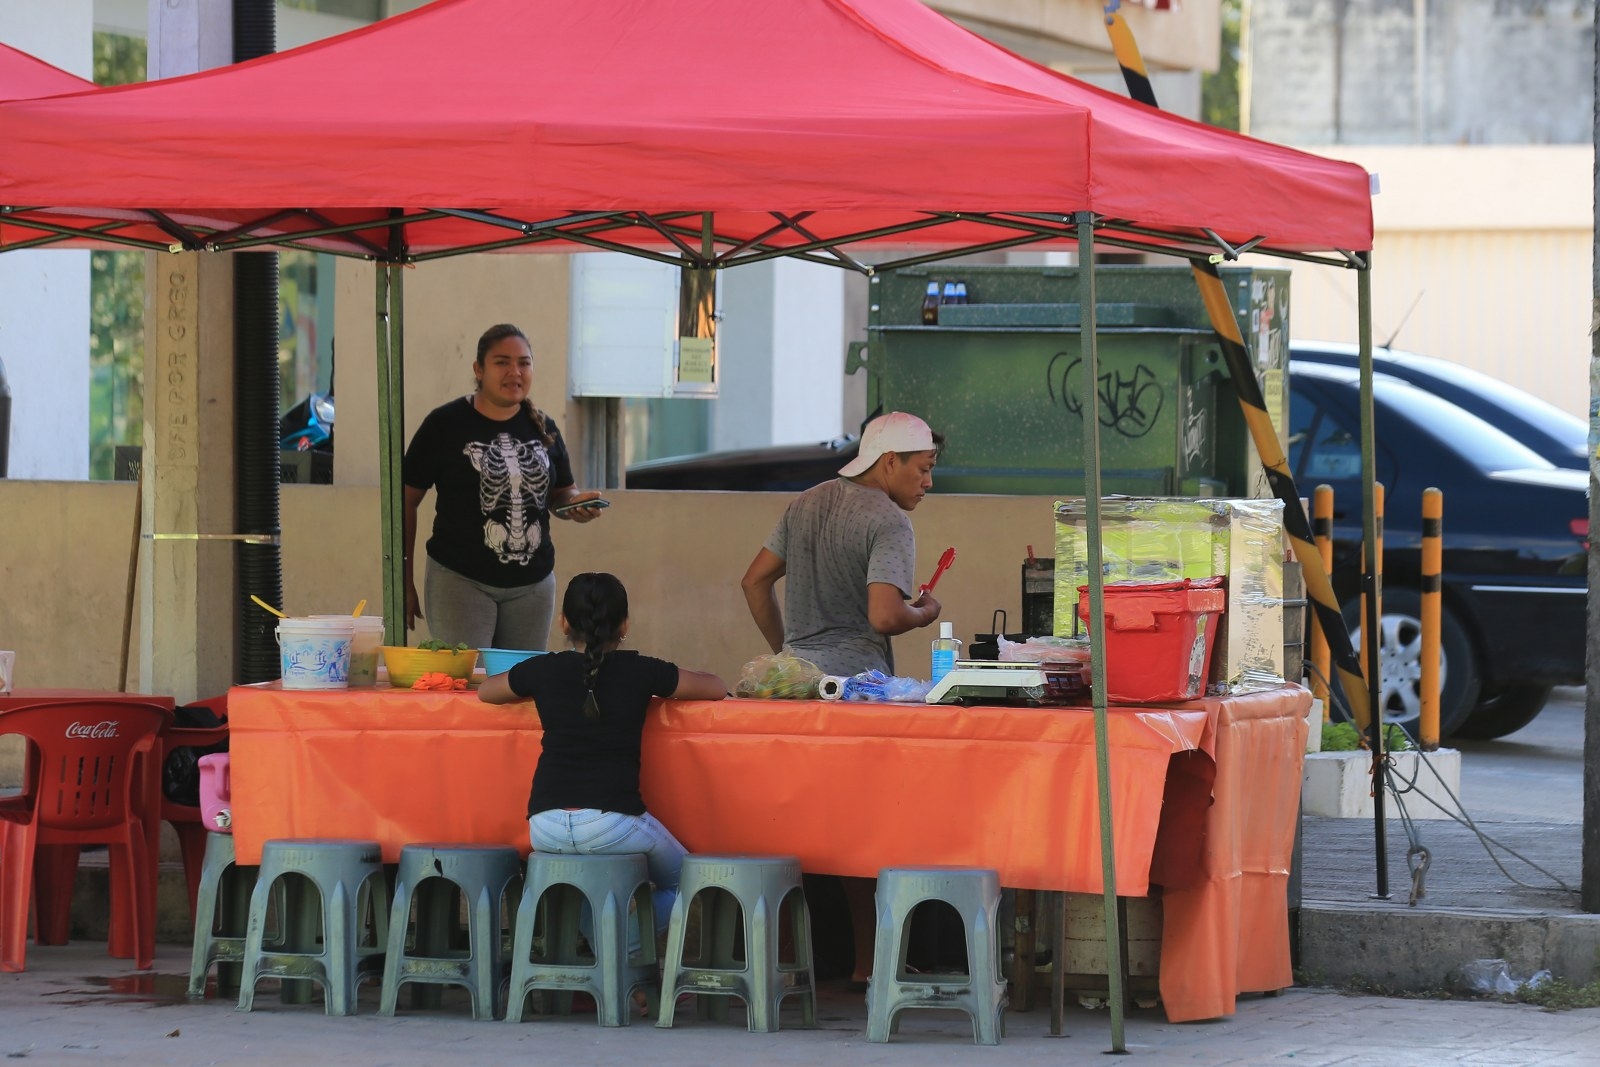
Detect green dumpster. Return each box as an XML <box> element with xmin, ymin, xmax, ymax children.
<box><xmin>847</xmin><ymin>265</ymin><xmax>1291</xmax><ymax>497</ymax></box>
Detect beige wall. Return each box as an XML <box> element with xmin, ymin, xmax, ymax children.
<box><xmin>334</xmin><ymin>256</ymin><xmax>579</xmax><ymax>487</ymax></box>
<box><xmin>1251</xmin><ymin>145</ymin><xmax>1594</xmax><ymax>418</ymax></box>
<box><xmin>0</xmin><ymin>481</ymin><xmax>1062</xmax><ymax>693</ymax></box>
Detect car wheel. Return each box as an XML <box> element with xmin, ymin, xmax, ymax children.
<box><xmin>1341</xmin><ymin>589</ymin><xmax>1480</xmax><ymax>738</ymax></box>
<box><xmin>1452</xmin><ymin>684</ymin><xmax>1552</xmax><ymax>741</ymax></box>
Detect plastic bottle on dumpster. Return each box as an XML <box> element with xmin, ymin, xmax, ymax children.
<box><xmin>941</xmin><ymin>281</ymin><xmax>958</xmax><ymax>309</ymax></box>
<box><xmin>931</xmin><ymin>621</ymin><xmax>961</xmax><ymax>684</ymax></box>
<box><xmin>921</xmin><ymin>281</ymin><xmax>941</xmax><ymax>325</ymax></box>
<box><xmin>953</xmin><ymin>281</ymin><xmax>969</xmax><ymax>305</ymax></box>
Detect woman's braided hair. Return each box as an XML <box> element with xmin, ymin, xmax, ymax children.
<box><xmin>563</xmin><ymin>572</ymin><xmax>629</xmax><ymax>720</ymax></box>
<box><xmin>475</xmin><ymin>323</ymin><xmax>554</xmax><ymax>448</ymax></box>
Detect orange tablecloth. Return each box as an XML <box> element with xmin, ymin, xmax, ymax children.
<box><xmin>227</xmin><ymin>684</ymin><xmax>1308</xmax><ymax>1022</ymax></box>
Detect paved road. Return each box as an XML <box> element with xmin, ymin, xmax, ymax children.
<box><xmin>1454</xmin><ymin>687</ymin><xmax>1584</xmax><ymax>824</ymax></box>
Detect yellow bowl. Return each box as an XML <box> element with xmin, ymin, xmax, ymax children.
<box><xmin>381</xmin><ymin>646</ymin><xmax>479</xmax><ymax>689</ymax></box>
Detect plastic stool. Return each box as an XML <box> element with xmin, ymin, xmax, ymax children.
<box><xmin>186</xmin><ymin>832</ymin><xmax>262</xmax><ymax>999</ymax></box>
<box><xmin>237</xmin><ymin>839</ymin><xmax>389</xmax><ymax>1016</ymax></box>
<box><xmin>657</xmin><ymin>854</ymin><xmax>815</xmax><ymax>1033</ymax></box>
<box><xmin>865</xmin><ymin>866</ymin><xmax>1008</xmax><ymax>1045</ymax></box>
<box><xmin>505</xmin><ymin>852</ymin><xmax>659</xmax><ymax>1027</ymax></box>
<box><xmin>378</xmin><ymin>843</ymin><xmax>522</xmax><ymax>1020</ymax></box>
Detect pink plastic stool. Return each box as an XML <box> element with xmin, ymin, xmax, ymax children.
<box><xmin>198</xmin><ymin>753</ymin><xmax>233</xmax><ymax>833</ymax></box>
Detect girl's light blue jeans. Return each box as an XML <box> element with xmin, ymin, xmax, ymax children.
<box><xmin>528</xmin><ymin>808</ymin><xmax>686</xmax><ymax>939</ymax></box>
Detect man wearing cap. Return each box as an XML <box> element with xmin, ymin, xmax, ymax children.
<box><xmin>741</xmin><ymin>411</ymin><xmax>944</xmax><ymax>986</ymax></box>
<box><xmin>741</xmin><ymin>410</ymin><xmax>944</xmax><ymax>677</ymax></box>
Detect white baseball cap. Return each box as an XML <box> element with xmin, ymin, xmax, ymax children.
<box><xmin>838</xmin><ymin>412</ymin><xmax>935</xmax><ymax>478</ymax></box>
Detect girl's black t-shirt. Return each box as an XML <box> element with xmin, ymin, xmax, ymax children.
<box><xmin>402</xmin><ymin>396</ymin><xmax>574</xmax><ymax>588</ymax></box>
<box><xmin>510</xmin><ymin>649</ymin><xmax>680</xmax><ymax>817</ymax></box>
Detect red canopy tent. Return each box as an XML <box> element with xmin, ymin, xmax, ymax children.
<box><xmin>0</xmin><ymin>42</ymin><xmax>94</xmax><ymax>102</ymax></box>
<box><xmin>0</xmin><ymin>3</ymin><xmax>1375</xmax><ymax>1031</ymax></box>
<box><xmin>0</xmin><ymin>0</ymin><xmax>1374</xmax><ymax>660</ymax></box>
<box><xmin>0</xmin><ymin>0</ymin><xmax>1370</xmax><ymax>264</ymax></box>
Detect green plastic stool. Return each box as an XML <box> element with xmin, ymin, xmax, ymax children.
<box><xmin>377</xmin><ymin>843</ymin><xmax>522</xmax><ymax>1020</ymax></box>
<box><xmin>657</xmin><ymin>854</ymin><xmax>815</xmax><ymax>1033</ymax></box>
<box><xmin>236</xmin><ymin>839</ymin><xmax>389</xmax><ymax>1016</ymax></box>
<box><xmin>865</xmin><ymin>866</ymin><xmax>1008</xmax><ymax>1045</ymax></box>
<box><xmin>505</xmin><ymin>852</ymin><xmax>659</xmax><ymax>1027</ymax></box>
<box><xmin>186</xmin><ymin>832</ymin><xmax>262</xmax><ymax>999</ymax></box>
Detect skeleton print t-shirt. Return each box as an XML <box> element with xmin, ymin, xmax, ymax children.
<box><xmin>403</xmin><ymin>396</ymin><xmax>575</xmax><ymax>587</ymax></box>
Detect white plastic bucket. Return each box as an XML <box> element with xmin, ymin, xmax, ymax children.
<box><xmin>311</xmin><ymin>615</ymin><xmax>383</xmax><ymax>687</ymax></box>
<box><xmin>276</xmin><ymin>616</ymin><xmax>354</xmax><ymax>690</ymax></box>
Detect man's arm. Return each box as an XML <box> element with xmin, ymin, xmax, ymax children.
<box><xmin>866</xmin><ymin>583</ymin><xmax>940</xmax><ymax>636</ymax></box>
<box><xmin>741</xmin><ymin>548</ymin><xmax>787</xmax><ymax>653</ymax></box>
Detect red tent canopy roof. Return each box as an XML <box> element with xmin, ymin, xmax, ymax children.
<box><xmin>0</xmin><ymin>42</ymin><xmax>95</xmax><ymax>102</ymax></box>
<box><xmin>0</xmin><ymin>0</ymin><xmax>1372</xmax><ymax>263</ymax></box>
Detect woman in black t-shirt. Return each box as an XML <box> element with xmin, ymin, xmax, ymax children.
<box><xmin>402</xmin><ymin>323</ymin><xmax>606</xmax><ymax>650</ymax></box>
<box><xmin>478</xmin><ymin>572</ymin><xmax>726</xmax><ymax>934</ymax></box>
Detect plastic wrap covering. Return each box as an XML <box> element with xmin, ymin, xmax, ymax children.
<box><xmin>1053</xmin><ymin>497</ymin><xmax>1286</xmax><ymax>693</ymax></box>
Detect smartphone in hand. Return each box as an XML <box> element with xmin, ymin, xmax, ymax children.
<box><xmin>551</xmin><ymin>498</ymin><xmax>611</xmax><ymax>515</ymax></box>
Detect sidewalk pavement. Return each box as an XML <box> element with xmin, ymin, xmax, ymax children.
<box><xmin>1298</xmin><ymin>816</ymin><xmax>1599</xmax><ymax>991</ymax></box>
<box><xmin>2</xmin><ymin>941</ymin><xmax>1598</xmax><ymax>1067</ymax></box>
<box><xmin>5</xmin><ymin>815</ymin><xmax>1599</xmax><ymax>1067</ymax></box>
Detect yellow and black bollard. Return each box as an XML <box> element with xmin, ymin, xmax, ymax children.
<box><xmin>1419</xmin><ymin>488</ymin><xmax>1443</xmax><ymax>750</ymax></box>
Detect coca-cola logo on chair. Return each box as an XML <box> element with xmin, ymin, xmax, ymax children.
<box><xmin>66</xmin><ymin>720</ymin><xmax>119</xmax><ymax>739</ymax></box>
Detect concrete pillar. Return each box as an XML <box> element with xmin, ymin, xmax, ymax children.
<box><xmin>0</xmin><ymin>2</ymin><xmax>92</xmax><ymax>480</ymax></box>
<box><xmin>138</xmin><ymin>0</ymin><xmax>236</xmax><ymax>702</ymax></box>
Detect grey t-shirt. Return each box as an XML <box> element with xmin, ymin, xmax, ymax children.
<box><xmin>763</xmin><ymin>477</ymin><xmax>917</xmax><ymax>676</ymax></box>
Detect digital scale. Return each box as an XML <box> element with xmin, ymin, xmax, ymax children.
<box><xmin>924</xmin><ymin>659</ymin><xmax>1088</xmax><ymax>706</ymax></box>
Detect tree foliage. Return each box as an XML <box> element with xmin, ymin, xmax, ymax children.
<box><xmin>1201</xmin><ymin>0</ymin><xmax>1242</xmax><ymax>131</ymax></box>
<box><xmin>88</xmin><ymin>33</ymin><xmax>147</xmax><ymax>480</ymax></box>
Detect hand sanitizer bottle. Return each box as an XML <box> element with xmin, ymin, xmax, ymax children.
<box><xmin>931</xmin><ymin>621</ymin><xmax>961</xmax><ymax>684</ymax></box>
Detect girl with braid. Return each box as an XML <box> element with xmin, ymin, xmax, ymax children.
<box><xmin>479</xmin><ymin>572</ymin><xmax>726</xmax><ymax>931</ymax></box>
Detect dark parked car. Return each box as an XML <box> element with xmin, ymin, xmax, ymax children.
<box><xmin>627</xmin><ymin>436</ymin><xmax>862</xmax><ymax>492</ymax></box>
<box><xmin>1288</xmin><ymin>362</ymin><xmax>1586</xmax><ymax>739</ymax></box>
<box><xmin>627</xmin><ymin>363</ymin><xmax>1587</xmax><ymax>739</ymax></box>
<box><xmin>1291</xmin><ymin>341</ymin><xmax>1588</xmax><ymax>470</ymax></box>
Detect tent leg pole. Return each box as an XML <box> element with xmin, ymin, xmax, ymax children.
<box><xmin>376</xmin><ymin>265</ymin><xmax>406</xmax><ymax>647</ymax></box>
<box><xmin>1358</xmin><ymin>260</ymin><xmax>1390</xmax><ymax>898</ymax></box>
<box><xmin>1077</xmin><ymin>213</ymin><xmax>1126</xmax><ymax>1054</ymax></box>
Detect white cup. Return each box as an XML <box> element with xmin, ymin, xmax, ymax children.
<box><xmin>0</xmin><ymin>650</ymin><xmax>13</xmax><ymax>694</ymax></box>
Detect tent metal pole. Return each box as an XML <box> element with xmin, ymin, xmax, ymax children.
<box><xmin>375</xmin><ymin>264</ymin><xmax>406</xmax><ymax>646</ymax></box>
<box><xmin>389</xmin><ymin>265</ymin><xmax>407</xmax><ymax>644</ymax></box>
<box><xmin>1358</xmin><ymin>259</ymin><xmax>1390</xmax><ymax>898</ymax></box>
<box><xmin>1075</xmin><ymin>212</ymin><xmax>1127</xmax><ymax>1053</ymax></box>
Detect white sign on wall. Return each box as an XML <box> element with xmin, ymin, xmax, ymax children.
<box><xmin>568</xmin><ymin>254</ymin><xmax>718</xmax><ymax>399</ymax></box>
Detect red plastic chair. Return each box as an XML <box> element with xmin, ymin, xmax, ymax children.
<box><xmin>157</xmin><ymin>693</ymin><xmax>230</xmax><ymax>917</ymax></box>
<box><xmin>0</xmin><ymin>700</ymin><xmax>170</xmax><ymax>972</ymax></box>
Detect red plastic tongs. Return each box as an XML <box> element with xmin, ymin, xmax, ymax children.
<box><xmin>919</xmin><ymin>547</ymin><xmax>956</xmax><ymax>598</ymax></box>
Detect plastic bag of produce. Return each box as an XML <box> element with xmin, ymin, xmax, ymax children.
<box><xmin>735</xmin><ymin>651</ymin><xmax>825</xmax><ymax>699</ymax></box>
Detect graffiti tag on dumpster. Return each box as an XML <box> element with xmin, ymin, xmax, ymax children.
<box><xmin>1047</xmin><ymin>352</ymin><xmax>1164</xmax><ymax>439</ymax></box>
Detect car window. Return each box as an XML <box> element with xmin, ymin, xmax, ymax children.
<box><xmin>1298</xmin><ymin>405</ymin><xmax>1368</xmax><ymax>481</ymax></box>
<box><xmin>1289</xmin><ymin>382</ymin><xmax>1397</xmax><ymax>486</ymax></box>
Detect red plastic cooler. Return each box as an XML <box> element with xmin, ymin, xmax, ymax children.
<box><xmin>1076</xmin><ymin>577</ymin><xmax>1226</xmax><ymax>703</ymax></box>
